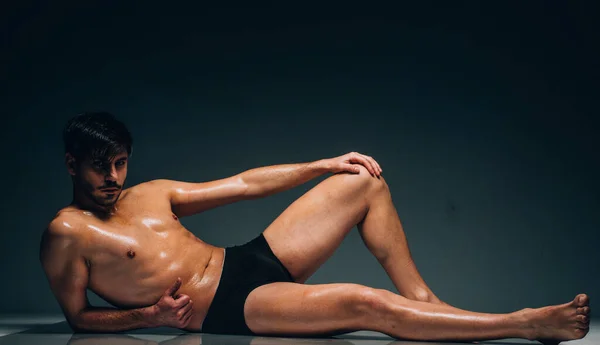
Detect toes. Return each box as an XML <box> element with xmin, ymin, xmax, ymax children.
<box><xmin>578</xmin><ymin>306</ymin><xmax>591</xmax><ymax>314</ymax></box>
<box><xmin>576</xmin><ymin>314</ymin><xmax>589</xmax><ymax>323</ymax></box>
<box><xmin>574</xmin><ymin>294</ymin><xmax>589</xmax><ymax>307</ymax></box>
<box><xmin>574</xmin><ymin>327</ymin><xmax>589</xmax><ymax>338</ymax></box>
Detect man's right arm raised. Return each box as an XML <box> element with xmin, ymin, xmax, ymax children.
<box><xmin>39</xmin><ymin>219</ymin><xmax>157</xmax><ymax>333</ymax></box>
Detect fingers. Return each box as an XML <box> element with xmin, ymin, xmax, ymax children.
<box><xmin>351</xmin><ymin>152</ymin><xmax>382</xmax><ymax>177</ymax></box>
<box><xmin>367</xmin><ymin>156</ymin><xmax>382</xmax><ymax>176</ymax></box>
<box><xmin>178</xmin><ymin>300</ymin><xmax>193</xmax><ymax>316</ymax></box>
<box><xmin>174</xmin><ymin>294</ymin><xmax>191</xmax><ymax>307</ymax></box>
<box><xmin>346</xmin><ymin>164</ymin><xmax>360</xmax><ymax>173</ymax></box>
<box><xmin>181</xmin><ymin>307</ymin><xmax>193</xmax><ymax>326</ymax></box>
<box><xmin>178</xmin><ymin>301</ymin><xmax>194</xmax><ymax>325</ymax></box>
<box><xmin>371</xmin><ymin>156</ymin><xmax>382</xmax><ymax>175</ymax></box>
<box><xmin>165</xmin><ymin>277</ymin><xmax>182</xmax><ymax>297</ymax></box>
<box><xmin>349</xmin><ymin>153</ymin><xmax>375</xmax><ymax>176</ymax></box>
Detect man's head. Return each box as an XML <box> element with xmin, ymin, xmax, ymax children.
<box><xmin>63</xmin><ymin>112</ymin><xmax>133</xmax><ymax>209</ymax></box>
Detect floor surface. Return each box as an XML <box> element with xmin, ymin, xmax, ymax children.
<box><xmin>0</xmin><ymin>315</ymin><xmax>597</xmax><ymax>345</ymax></box>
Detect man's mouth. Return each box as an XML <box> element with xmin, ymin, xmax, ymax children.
<box><xmin>100</xmin><ymin>188</ymin><xmax>119</xmax><ymax>192</ymax></box>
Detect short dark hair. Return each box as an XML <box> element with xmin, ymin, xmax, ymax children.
<box><xmin>63</xmin><ymin>112</ymin><xmax>133</xmax><ymax>162</ymax></box>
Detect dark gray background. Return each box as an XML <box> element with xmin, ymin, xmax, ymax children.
<box><xmin>1</xmin><ymin>2</ymin><xmax>598</xmax><ymax>315</ymax></box>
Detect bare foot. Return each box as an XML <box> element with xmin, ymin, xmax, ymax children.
<box><xmin>529</xmin><ymin>293</ymin><xmax>591</xmax><ymax>344</ymax></box>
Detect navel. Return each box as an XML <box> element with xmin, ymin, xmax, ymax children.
<box><xmin>127</xmin><ymin>249</ymin><xmax>136</xmax><ymax>259</ymax></box>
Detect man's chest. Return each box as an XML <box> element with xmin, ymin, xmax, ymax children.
<box><xmin>81</xmin><ymin>200</ymin><xmax>187</xmax><ymax>266</ymax></box>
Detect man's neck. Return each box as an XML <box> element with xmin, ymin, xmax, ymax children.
<box><xmin>71</xmin><ymin>190</ymin><xmax>118</xmax><ymax>219</ymax></box>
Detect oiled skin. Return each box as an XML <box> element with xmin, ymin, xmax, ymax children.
<box><xmin>40</xmin><ymin>149</ymin><xmax>591</xmax><ymax>341</ymax></box>
<box><xmin>50</xmin><ymin>182</ymin><xmax>225</xmax><ymax>331</ymax></box>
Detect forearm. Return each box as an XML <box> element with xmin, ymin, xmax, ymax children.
<box><xmin>240</xmin><ymin>159</ymin><xmax>330</xmax><ymax>198</ymax></box>
<box><xmin>71</xmin><ymin>306</ymin><xmax>156</xmax><ymax>333</ymax></box>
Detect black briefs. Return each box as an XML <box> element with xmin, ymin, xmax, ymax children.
<box><xmin>201</xmin><ymin>233</ymin><xmax>295</xmax><ymax>336</ymax></box>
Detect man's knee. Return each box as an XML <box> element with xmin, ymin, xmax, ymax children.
<box><xmin>352</xmin><ymin>165</ymin><xmax>388</xmax><ymax>194</ymax></box>
<box><xmin>343</xmin><ymin>285</ymin><xmax>395</xmax><ymax>320</ymax></box>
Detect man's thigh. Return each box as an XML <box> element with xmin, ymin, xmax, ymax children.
<box><xmin>244</xmin><ymin>281</ymin><xmax>379</xmax><ymax>336</ymax></box>
<box><xmin>262</xmin><ymin>167</ymin><xmax>376</xmax><ymax>283</ymax></box>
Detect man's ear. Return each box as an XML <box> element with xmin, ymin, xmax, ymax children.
<box><xmin>65</xmin><ymin>153</ymin><xmax>77</xmax><ymax>176</ymax></box>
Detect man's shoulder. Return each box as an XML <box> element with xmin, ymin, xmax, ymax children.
<box><xmin>45</xmin><ymin>207</ymin><xmax>85</xmax><ymax>237</ymax></box>
<box><xmin>40</xmin><ymin>209</ymin><xmax>85</xmax><ymax>261</ymax></box>
<box><xmin>127</xmin><ymin>179</ymin><xmax>176</xmax><ymax>197</ymax></box>
<box><xmin>113</xmin><ymin>180</ymin><xmax>174</xmax><ymax>209</ymax></box>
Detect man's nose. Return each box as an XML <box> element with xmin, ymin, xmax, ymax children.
<box><xmin>105</xmin><ymin>166</ymin><xmax>118</xmax><ymax>181</ymax></box>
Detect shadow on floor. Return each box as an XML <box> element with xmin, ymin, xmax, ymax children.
<box><xmin>0</xmin><ymin>321</ymin><xmax>537</xmax><ymax>345</ymax></box>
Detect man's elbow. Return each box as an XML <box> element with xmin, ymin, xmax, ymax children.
<box><xmin>69</xmin><ymin>320</ymin><xmax>97</xmax><ymax>333</ymax></box>
<box><xmin>70</xmin><ymin>324</ymin><xmax>86</xmax><ymax>333</ymax></box>
<box><xmin>242</xmin><ymin>186</ymin><xmax>261</xmax><ymax>200</ymax></box>
<box><xmin>67</xmin><ymin>310</ymin><xmax>88</xmax><ymax>333</ymax></box>
<box><xmin>238</xmin><ymin>176</ymin><xmax>259</xmax><ymax>199</ymax></box>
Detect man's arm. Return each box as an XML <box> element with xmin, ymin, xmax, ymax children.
<box><xmin>162</xmin><ymin>152</ymin><xmax>383</xmax><ymax>218</ymax></box>
<box><xmin>235</xmin><ymin>152</ymin><xmax>381</xmax><ymax>199</ymax></box>
<box><xmin>240</xmin><ymin>160</ymin><xmax>330</xmax><ymax>198</ymax></box>
<box><xmin>160</xmin><ymin>159</ymin><xmax>331</xmax><ymax>218</ymax></box>
<box><xmin>40</xmin><ymin>220</ymin><xmax>156</xmax><ymax>332</ymax></box>
<box><xmin>71</xmin><ymin>307</ymin><xmax>155</xmax><ymax>333</ymax></box>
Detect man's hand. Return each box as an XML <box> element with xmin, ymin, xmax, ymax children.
<box><xmin>147</xmin><ymin>278</ymin><xmax>194</xmax><ymax>328</ymax></box>
<box><xmin>324</xmin><ymin>152</ymin><xmax>382</xmax><ymax>177</ymax></box>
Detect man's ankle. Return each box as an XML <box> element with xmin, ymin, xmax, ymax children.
<box><xmin>512</xmin><ymin>308</ymin><xmax>538</xmax><ymax>341</ymax></box>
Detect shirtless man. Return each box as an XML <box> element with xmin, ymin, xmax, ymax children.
<box><xmin>40</xmin><ymin>112</ymin><xmax>591</xmax><ymax>343</ymax></box>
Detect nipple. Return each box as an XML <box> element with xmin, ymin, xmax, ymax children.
<box><xmin>127</xmin><ymin>250</ymin><xmax>136</xmax><ymax>259</ymax></box>
<box><xmin>172</xmin><ymin>214</ymin><xmax>178</xmax><ymax>220</ymax></box>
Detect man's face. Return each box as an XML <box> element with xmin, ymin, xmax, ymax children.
<box><xmin>68</xmin><ymin>151</ymin><xmax>129</xmax><ymax>208</ymax></box>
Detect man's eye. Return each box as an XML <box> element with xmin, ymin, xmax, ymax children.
<box><xmin>116</xmin><ymin>161</ymin><xmax>125</xmax><ymax>166</ymax></box>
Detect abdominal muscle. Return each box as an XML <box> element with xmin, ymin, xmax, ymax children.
<box><xmin>183</xmin><ymin>245</ymin><xmax>225</xmax><ymax>331</ymax></box>
<box><xmin>85</xmin><ymin>232</ymin><xmax>226</xmax><ymax>331</ymax></box>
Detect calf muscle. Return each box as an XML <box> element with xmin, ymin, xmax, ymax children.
<box><xmin>244</xmin><ymin>282</ymin><xmax>532</xmax><ymax>341</ymax></box>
